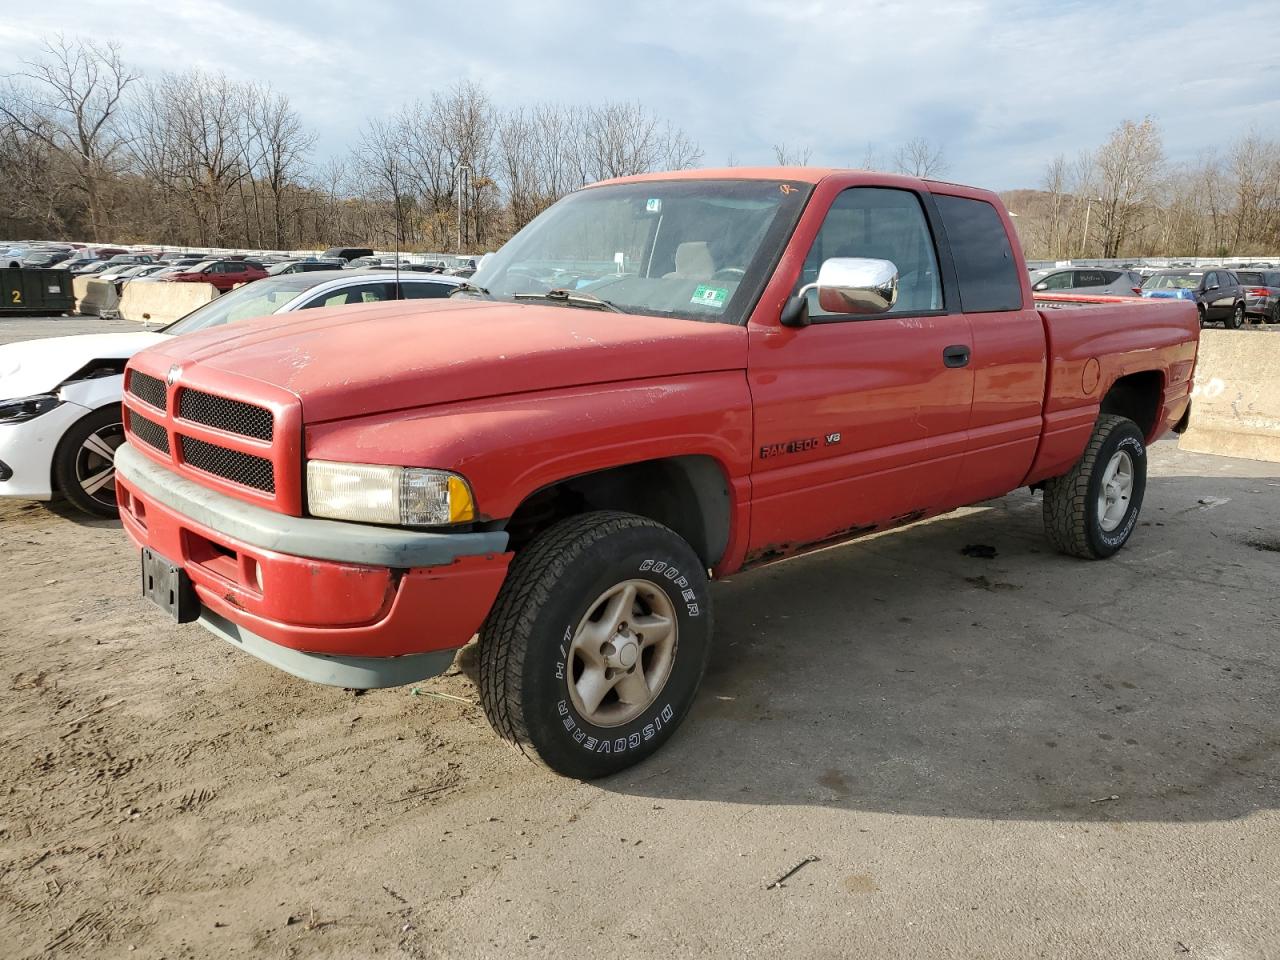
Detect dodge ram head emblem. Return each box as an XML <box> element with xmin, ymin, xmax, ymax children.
<box><xmin>166</xmin><ymin>365</ymin><xmax>181</xmax><ymax>387</ymax></box>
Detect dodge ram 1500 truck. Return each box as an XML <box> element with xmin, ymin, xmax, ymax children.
<box><xmin>115</xmin><ymin>168</ymin><xmax>1199</xmax><ymax>779</ymax></box>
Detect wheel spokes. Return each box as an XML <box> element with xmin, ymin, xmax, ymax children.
<box><xmin>575</xmin><ymin>665</ymin><xmax>615</xmax><ymax>715</ymax></box>
<box><xmin>82</xmin><ymin>465</ymin><xmax>116</xmax><ymax>495</ymax></box>
<box><xmin>82</xmin><ymin>432</ymin><xmax>118</xmax><ymax>461</ymax></box>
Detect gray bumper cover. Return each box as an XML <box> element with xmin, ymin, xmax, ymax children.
<box><xmin>116</xmin><ymin>442</ymin><xmax>508</xmax><ymax>567</ymax></box>
<box><xmin>199</xmin><ymin>610</ymin><xmax>456</xmax><ymax>688</ymax></box>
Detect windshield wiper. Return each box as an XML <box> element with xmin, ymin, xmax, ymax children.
<box><xmin>512</xmin><ymin>289</ymin><xmax>625</xmax><ymax>313</ymax></box>
<box><xmin>449</xmin><ymin>281</ymin><xmax>493</xmax><ymax>299</ymax></box>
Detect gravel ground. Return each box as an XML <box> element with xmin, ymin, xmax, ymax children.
<box><xmin>1</xmin><ymin>314</ymin><xmax>1278</xmax><ymax>960</ymax></box>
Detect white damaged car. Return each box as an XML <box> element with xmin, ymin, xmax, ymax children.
<box><xmin>0</xmin><ymin>270</ymin><xmax>463</xmax><ymax>517</ymax></box>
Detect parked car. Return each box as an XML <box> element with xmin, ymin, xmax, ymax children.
<box><xmin>1233</xmin><ymin>269</ymin><xmax>1280</xmax><ymax>325</ymax></box>
<box><xmin>166</xmin><ymin>259</ymin><xmax>268</xmax><ymax>292</ymax></box>
<box><xmin>0</xmin><ymin>270</ymin><xmax>464</xmax><ymax>517</ymax></box>
<box><xmin>20</xmin><ymin>250</ymin><xmax>73</xmax><ymax>268</ymax></box>
<box><xmin>322</xmin><ymin>246</ymin><xmax>375</xmax><ymax>262</ymax></box>
<box><xmin>116</xmin><ymin>168</ymin><xmax>1198</xmax><ymax>779</ymax></box>
<box><xmin>1140</xmin><ymin>269</ymin><xmax>1247</xmax><ymax>328</ymax></box>
<box><xmin>343</xmin><ymin>256</ymin><xmax>382</xmax><ymax>270</ymax></box>
<box><xmin>267</xmin><ymin>258</ymin><xmax>346</xmax><ymax>276</ymax></box>
<box><xmin>1030</xmin><ymin>268</ymin><xmax>1144</xmax><ymax>297</ymax></box>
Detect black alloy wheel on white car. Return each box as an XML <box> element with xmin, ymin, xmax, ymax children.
<box><xmin>52</xmin><ymin>406</ymin><xmax>125</xmax><ymax>518</ymax></box>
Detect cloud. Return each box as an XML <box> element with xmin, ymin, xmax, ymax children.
<box><xmin>2</xmin><ymin>0</ymin><xmax>1276</xmax><ymax>189</ymax></box>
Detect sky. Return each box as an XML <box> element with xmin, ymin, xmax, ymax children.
<box><xmin>2</xmin><ymin>0</ymin><xmax>1278</xmax><ymax>191</ymax></box>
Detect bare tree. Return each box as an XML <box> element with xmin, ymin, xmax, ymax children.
<box><xmin>0</xmin><ymin>35</ymin><xmax>136</xmax><ymax>240</ymax></box>
<box><xmin>1094</xmin><ymin>117</ymin><xmax>1164</xmax><ymax>258</ymax></box>
<box><xmin>772</xmin><ymin>142</ymin><xmax>812</xmax><ymax>166</ymax></box>
<box><xmin>892</xmin><ymin>137</ymin><xmax>948</xmax><ymax>178</ymax></box>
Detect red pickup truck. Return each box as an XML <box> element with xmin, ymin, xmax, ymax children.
<box><xmin>115</xmin><ymin>168</ymin><xmax>1198</xmax><ymax>778</ymax></box>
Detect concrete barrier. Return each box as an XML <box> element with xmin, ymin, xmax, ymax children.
<box><xmin>77</xmin><ymin>278</ymin><xmax>119</xmax><ymax>317</ymax></box>
<box><xmin>72</xmin><ymin>275</ymin><xmax>93</xmax><ymax>311</ymax></box>
<box><xmin>1179</xmin><ymin>329</ymin><xmax>1280</xmax><ymax>463</ymax></box>
<box><xmin>119</xmin><ymin>281</ymin><xmax>219</xmax><ymax>325</ymax></box>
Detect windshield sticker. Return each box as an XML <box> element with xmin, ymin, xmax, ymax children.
<box><xmin>691</xmin><ymin>285</ymin><xmax>729</xmax><ymax>309</ymax></box>
<box><xmin>645</xmin><ymin>198</ymin><xmax>662</xmax><ymax>213</ymax></box>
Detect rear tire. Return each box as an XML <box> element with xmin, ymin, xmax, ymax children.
<box><xmin>1042</xmin><ymin>414</ymin><xmax>1147</xmax><ymax>560</ymax></box>
<box><xmin>1226</xmin><ymin>303</ymin><xmax>1244</xmax><ymax>330</ymax></box>
<box><xmin>52</xmin><ymin>406</ymin><xmax>124</xmax><ymax>519</ymax></box>
<box><xmin>1269</xmin><ymin>303</ymin><xmax>1280</xmax><ymax>325</ymax></box>
<box><xmin>478</xmin><ymin>511</ymin><xmax>713</xmax><ymax>779</ymax></box>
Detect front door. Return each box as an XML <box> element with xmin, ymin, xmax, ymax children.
<box><xmin>746</xmin><ymin>186</ymin><xmax>974</xmax><ymax>559</ymax></box>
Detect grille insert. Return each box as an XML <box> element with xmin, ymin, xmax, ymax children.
<box><xmin>180</xmin><ymin>436</ymin><xmax>275</xmax><ymax>493</ymax></box>
<box><xmin>128</xmin><ymin>410</ymin><xmax>170</xmax><ymax>455</ymax></box>
<box><xmin>128</xmin><ymin>370</ymin><xmax>167</xmax><ymax>411</ymax></box>
<box><xmin>178</xmin><ymin>389</ymin><xmax>274</xmax><ymax>441</ymax></box>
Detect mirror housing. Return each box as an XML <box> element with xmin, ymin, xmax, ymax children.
<box><xmin>800</xmin><ymin>257</ymin><xmax>899</xmax><ymax>317</ymax></box>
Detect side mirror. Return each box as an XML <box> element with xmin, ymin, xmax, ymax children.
<box><xmin>812</xmin><ymin>257</ymin><xmax>899</xmax><ymax>315</ymax></box>
<box><xmin>780</xmin><ymin>257</ymin><xmax>900</xmax><ymax>328</ymax></box>
<box><xmin>1033</xmin><ymin>281</ymin><xmax>1047</xmax><ymax>291</ymax></box>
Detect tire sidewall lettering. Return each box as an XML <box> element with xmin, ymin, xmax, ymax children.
<box><xmin>1093</xmin><ymin>430</ymin><xmax>1146</xmax><ymax>552</ymax></box>
<box><xmin>550</xmin><ymin>548</ymin><xmax>707</xmax><ymax>757</ymax></box>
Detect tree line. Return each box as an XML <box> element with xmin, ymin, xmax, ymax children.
<box><xmin>1007</xmin><ymin>118</ymin><xmax>1280</xmax><ymax>260</ymax></box>
<box><xmin>0</xmin><ymin>37</ymin><xmax>703</xmax><ymax>251</ymax></box>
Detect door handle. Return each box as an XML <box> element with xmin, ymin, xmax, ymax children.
<box><xmin>942</xmin><ymin>345</ymin><xmax>970</xmax><ymax>368</ymax></box>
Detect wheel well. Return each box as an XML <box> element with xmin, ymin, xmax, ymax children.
<box><xmin>503</xmin><ymin>456</ymin><xmax>731</xmax><ymax>567</ymax></box>
<box><xmin>1100</xmin><ymin>371</ymin><xmax>1163</xmax><ymax>439</ymax></box>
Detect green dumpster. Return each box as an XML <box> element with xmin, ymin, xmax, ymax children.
<box><xmin>0</xmin><ymin>267</ymin><xmax>76</xmax><ymax>315</ymax></box>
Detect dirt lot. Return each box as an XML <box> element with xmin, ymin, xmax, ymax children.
<box><xmin>2</xmin><ymin>315</ymin><xmax>1279</xmax><ymax>960</ymax></box>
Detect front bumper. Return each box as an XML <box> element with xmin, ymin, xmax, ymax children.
<box><xmin>0</xmin><ymin>400</ymin><xmax>93</xmax><ymax>500</ymax></box>
<box><xmin>115</xmin><ymin>442</ymin><xmax>512</xmax><ymax>688</ymax></box>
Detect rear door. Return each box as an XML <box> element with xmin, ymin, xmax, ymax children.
<box><xmin>1201</xmin><ymin>271</ymin><xmax>1227</xmax><ymax>319</ymax></box>
<box><xmin>746</xmin><ymin>184</ymin><xmax>973</xmax><ymax>555</ymax></box>
<box><xmin>930</xmin><ymin>191</ymin><xmax>1046</xmax><ymax>505</ymax></box>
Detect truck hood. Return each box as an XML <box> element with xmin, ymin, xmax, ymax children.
<box><xmin>0</xmin><ymin>331</ymin><xmax>170</xmax><ymax>399</ymax></box>
<box><xmin>133</xmin><ymin>299</ymin><xmax>748</xmax><ymax>423</ymax></box>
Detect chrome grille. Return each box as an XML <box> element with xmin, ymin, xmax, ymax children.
<box><xmin>180</xmin><ymin>436</ymin><xmax>275</xmax><ymax>493</ymax></box>
<box><xmin>128</xmin><ymin>409</ymin><xmax>169</xmax><ymax>455</ymax></box>
<box><xmin>178</xmin><ymin>389</ymin><xmax>274</xmax><ymax>441</ymax></box>
<box><xmin>128</xmin><ymin>370</ymin><xmax>167</xmax><ymax>411</ymax></box>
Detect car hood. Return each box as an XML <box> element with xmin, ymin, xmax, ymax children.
<box><xmin>133</xmin><ymin>299</ymin><xmax>748</xmax><ymax>423</ymax></box>
<box><xmin>0</xmin><ymin>331</ymin><xmax>170</xmax><ymax>398</ymax></box>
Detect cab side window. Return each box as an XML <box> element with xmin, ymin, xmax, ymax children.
<box><xmin>793</xmin><ymin>187</ymin><xmax>942</xmax><ymax>318</ymax></box>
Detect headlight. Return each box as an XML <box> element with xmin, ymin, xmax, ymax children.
<box><xmin>306</xmin><ymin>460</ymin><xmax>476</xmax><ymax>527</ymax></box>
<box><xmin>0</xmin><ymin>394</ymin><xmax>62</xmax><ymax>424</ymax></box>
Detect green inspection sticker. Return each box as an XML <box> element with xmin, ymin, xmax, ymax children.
<box><xmin>690</xmin><ymin>284</ymin><xmax>729</xmax><ymax>309</ymax></box>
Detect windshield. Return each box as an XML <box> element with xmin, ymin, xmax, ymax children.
<box><xmin>163</xmin><ymin>275</ymin><xmax>322</xmax><ymax>334</ymax></box>
<box><xmin>469</xmin><ymin>179</ymin><xmax>811</xmax><ymax>325</ymax></box>
<box><xmin>1146</xmin><ymin>272</ymin><xmax>1200</xmax><ymax>290</ymax></box>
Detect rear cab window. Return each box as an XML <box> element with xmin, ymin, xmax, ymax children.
<box><xmin>932</xmin><ymin>194</ymin><xmax>1022</xmax><ymax>312</ymax></box>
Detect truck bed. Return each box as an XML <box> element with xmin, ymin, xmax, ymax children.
<box><xmin>1023</xmin><ymin>295</ymin><xmax>1199</xmax><ymax>485</ymax></box>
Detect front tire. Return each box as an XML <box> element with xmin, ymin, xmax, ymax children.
<box><xmin>52</xmin><ymin>406</ymin><xmax>125</xmax><ymax>518</ymax></box>
<box><xmin>478</xmin><ymin>511</ymin><xmax>713</xmax><ymax>779</ymax></box>
<box><xmin>1042</xmin><ymin>414</ymin><xmax>1147</xmax><ymax>560</ymax></box>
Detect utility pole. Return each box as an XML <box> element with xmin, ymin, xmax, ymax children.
<box><xmin>454</xmin><ymin>161</ymin><xmax>474</xmax><ymax>253</ymax></box>
<box><xmin>1079</xmin><ymin>196</ymin><xmax>1103</xmax><ymax>259</ymax></box>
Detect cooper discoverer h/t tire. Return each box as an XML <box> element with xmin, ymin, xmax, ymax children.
<box><xmin>478</xmin><ymin>511</ymin><xmax>713</xmax><ymax>779</ymax></box>
<box><xmin>1042</xmin><ymin>414</ymin><xmax>1147</xmax><ymax>560</ymax></box>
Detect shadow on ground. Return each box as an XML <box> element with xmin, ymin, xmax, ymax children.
<box><xmin>597</xmin><ymin>474</ymin><xmax>1280</xmax><ymax>823</ymax></box>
